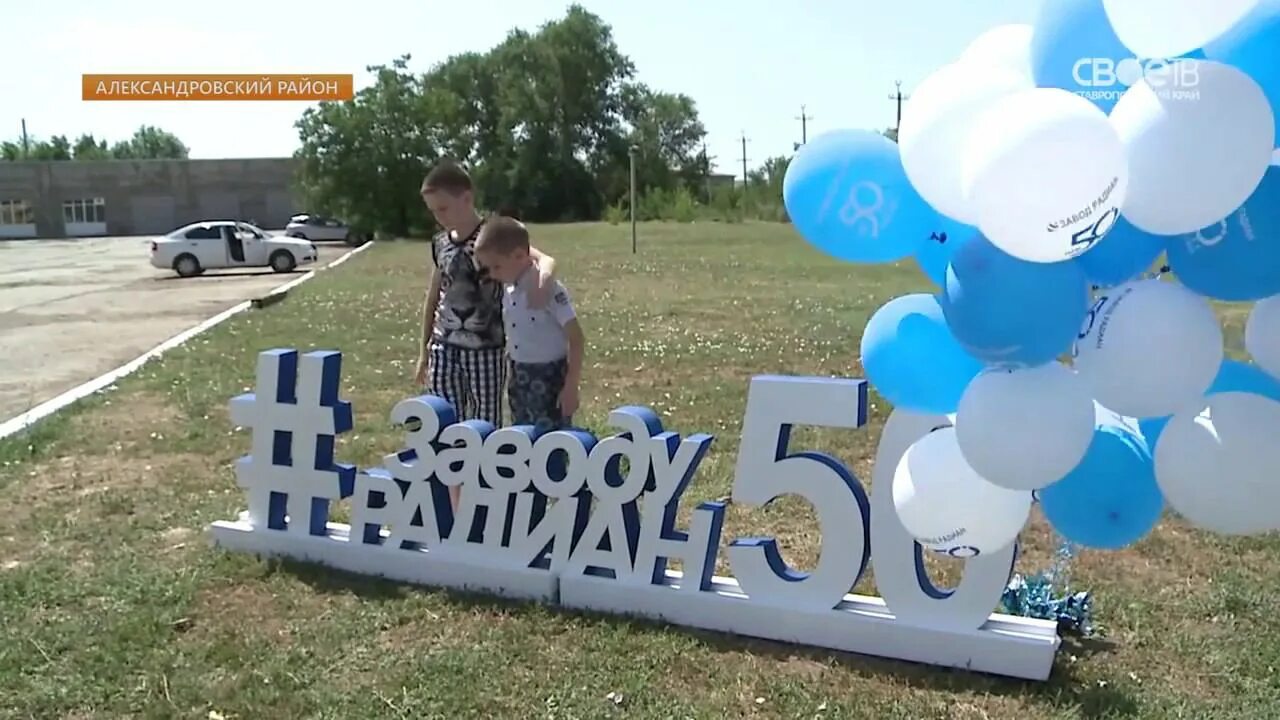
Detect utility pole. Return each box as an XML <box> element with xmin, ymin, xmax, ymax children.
<box><xmin>20</xmin><ymin>118</ymin><xmax>29</xmax><ymax>159</ymax></box>
<box><xmin>888</xmin><ymin>81</ymin><xmax>909</xmax><ymax>135</ymax></box>
<box><xmin>700</xmin><ymin>140</ymin><xmax>716</xmax><ymax>202</ymax></box>
<box><xmin>628</xmin><ymin>145</ymin><xmax>638</xmax><ymax>254</ymax></box>
<box><xmin>739</xmin><ymin>132</ymin><xmax>750</xmax><ymax>187</ymax></box>
<box><xmin>795</xmin><ymin>104</ymin><xmax>813</xmax><ymax>147</ymax></box>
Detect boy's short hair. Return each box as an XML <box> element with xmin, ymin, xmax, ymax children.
<box><xmin>475</xmin><ymin>215</ymin><xmax>530</xmax><ymax>256</ymax></box>
<box><xmin>422</xmin><ymin>160</ymin><xmax>473</xmax><ymax>195</ymax></box>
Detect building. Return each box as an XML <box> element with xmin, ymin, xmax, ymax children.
<box><xmin>0</xmin><ymin>157</ymin><xmax>304</xmax><ymax>239</ymax></box>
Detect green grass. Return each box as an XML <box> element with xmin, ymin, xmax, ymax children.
<box><xmin>1</xmin><ymin>221</ymin><xmax>1277</xmax><ymax>719</ymax></box>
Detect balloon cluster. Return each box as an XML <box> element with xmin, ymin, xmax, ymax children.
<box><xmin>784</xmin><ymin>0</ymin><xmax>1280</xmax><ymax>558</ymax></box>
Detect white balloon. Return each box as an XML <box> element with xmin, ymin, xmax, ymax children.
<box><xmin>955</xmin><ymin>363</ymin><xmax>1096</xmax><ymax>491</ymax></box>
<box><xmin>958</xmin><ymin>24</ymin><xmax>1034</xmax><ymax>84</ymax></box>
<box><xmin>898</xmin><ymin>62</ymin><xmax>1030</xmax><ymax>225</ymax></box>
<box><xmin>1103</xmin><ymin>0</ymin><xmax>1260</xmax><ymax>59</ymax></box>
<box><xmin>892</xmin><ymin>427</ymin><xmax>1032</xmax><ymax>556</ymax></box>
<box><xmin>1154</xmin><ymin>391</ymin><xmax>1280</xmax><ymax>535</ymax></box>
<box><xmin>962</xmin><ymin>88</ymin><xmax>1129</xmax><ymax>263</ymax></box>
<box><xmin>1111</xmin><ymin>60</ymin><xmax>1275</xmax><ymax>236</ymax></box>
<box><xmin>1074</xmin><ymin>280</ymin><xmax>1224</xmax><ymax>419</ymax></box>
<box><xmin>1246</xmin><ymin>295</ymin><xmax>1280</xmax><ymax>379</ymax></box>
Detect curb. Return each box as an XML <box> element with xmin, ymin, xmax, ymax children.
<box><xmin>0</xmin><ymin>241</ymin><xmax>378</xmax><ymax>441</ymax></box>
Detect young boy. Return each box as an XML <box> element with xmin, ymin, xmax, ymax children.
<box><xmin>474</xmin><ymin>216</ymin><xmax>584</xmax><ymax>434</ymax></box>
<box><xmin>415</xmin><ymin>161</ymin><xmax>559</xmax><ymax>410</ymax></box>
<box><xmin>415</xmin><ymin>162</ymin><xmax>559</xmax><ymax>507</ymax></box>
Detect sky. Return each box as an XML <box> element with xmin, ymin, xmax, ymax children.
<box><xmin>0</xmin><ymin>0</ymin><xmax>1043</xmax><ymax>179</ymax></box>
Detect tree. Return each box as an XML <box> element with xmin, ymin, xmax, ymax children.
<box><xmin>110</xmin><ymin>125</ymin><xmax>189</xmax><ymax>159</ymax></box>
<box><xmin>73</xmin><ymin>134</ymin><xmax>111</xmax><ymax>160</ymax></box>
<box><xmin>292</xmin><ymin>4</ymin><xmax>708</xmax><ymax>231</ymax></box>
<box><xmin>295</xmin><ymin>55</ymin><xmax>441</xmax><ymax>237</ymax></box>
<box><xmin>1</xmin><ymin>126</ymin><xmax>189</xmax><ymax>160</ymax></box>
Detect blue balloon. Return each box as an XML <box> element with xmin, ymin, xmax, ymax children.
<box><xmin>784</xmin><ymin>130</ymin><xmax>940</xmax><ymax>264</ymax></box>
<box><xmin>1138</xmin><ymin>358</ymin><xmax>1280</xmax><ymax>447</ymax></box>
<box><xmin>1073</xmin><ymin>216</ymin><xmax>1166</xmax><ymax>287</ymax></box>
<box><xmin>1030</xmin><ymin>0</ymin><xmax>1204</xmax><ymax>114</ymax></box>
<box><xmin>914</xmin><ymin>216</ymin><xmax>979</xmax><ymax>288</ymax></box>
<box><xmin>860</xmin><ymin>293</ymin><xmax>984</xmax><ymax>414</ymax></box>
<box><xmin>1039</xmin><ymin>424</ymin><xmax>1164</xmax><ymax>549</ymax></box>
<box><xmin>1204</xmin><ymin>1</ymin><xmax>1280</xmax><ymax>146</ymax></box>
<box><xmin>1166</xmin><ymin>167</ymin><xmax>1280</xmax><ymax>302</ymax></box>
<box><xmin>940</xmin><ymin>234</ymin><xmax>1090</xmax><ymax>367</ymax></box>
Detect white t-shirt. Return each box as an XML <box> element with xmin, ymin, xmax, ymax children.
<box><xmin>503</xmin><ymin>267</ymin><xmax>577</xmax><ymax>363</ymax></box>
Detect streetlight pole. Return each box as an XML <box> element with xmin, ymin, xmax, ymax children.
<box><xmin>628</xmin><ymin>145</ymin><xmax>638</xmax><ymax>254</ymax></box>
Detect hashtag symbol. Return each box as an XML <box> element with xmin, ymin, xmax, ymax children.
<box><xmin>229</xmin><ymin>349</ymin><xmax>356</xmax><ymax>537</ymax></box>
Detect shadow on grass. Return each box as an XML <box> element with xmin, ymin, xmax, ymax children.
<box><xmin>262</xmin><ymin>557</ymin><xmax>1140</xmax><ymax>719</ymax></box>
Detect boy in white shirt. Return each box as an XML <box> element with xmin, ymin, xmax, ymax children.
<box><xmin>473</xmin><ymin>216</ymin><xmax>584</xmax><ymax>434</ymax></box>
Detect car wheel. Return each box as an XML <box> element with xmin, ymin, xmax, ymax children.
<box><xmin>270</xmin><ymin>250</ymin><xmax>297</xmax><ymax>273</ymax></box>
<box><xmin>174</xmin><ymin>254</ymin><xmax>201</xmax><ymax>278</ymax></box>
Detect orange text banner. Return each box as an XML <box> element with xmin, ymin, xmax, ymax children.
<box><xmin>82</xmin><ymin>74</ymin><xmax>354</xmax><ymax>101</ymax></box>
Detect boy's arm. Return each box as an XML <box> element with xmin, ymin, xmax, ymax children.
<box><xmin>530</xmin><ymin>245</ymin><xmax>557</xmax><ymax>278</ymax></box>
<box><xmin>527</xmin><ymin>246</ymin><xmax>558</xmax><ymax>308</ymax></box>
<box><xmin>560</xmin><ymin>318</ymin><xmax>585</xmax><ymax>416</ymax></box>
<box><xmin>415</xmin><ymin>267</ymin><xmax>443</xmax><ymax>384</ymax></box>
<box><xmin>564</xmin><ymin>318</ymin><xmax>584</xmax><ymax>386</ymax></box>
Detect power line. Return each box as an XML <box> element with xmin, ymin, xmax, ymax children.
<box><xmin>888</xmin><ymin>80</ymin><xmax>910</xmax><ymax>134</ymax></box>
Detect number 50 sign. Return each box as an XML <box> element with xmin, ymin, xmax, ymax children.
<box><xmin>208</xmin><ymin>350</ymin><xmax>1060</xmax><ymax>682</ymax></box>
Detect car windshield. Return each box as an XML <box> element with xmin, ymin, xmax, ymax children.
<box><xmin>238</xmin><ymin>223</ymin><xmax>269</xmax><ymax>238</ymax></box>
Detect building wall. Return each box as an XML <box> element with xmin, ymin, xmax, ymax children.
<box><xmin>0</xmin><ymin>157</ymin><xmax>305</xmax><ymax>238</ymax></box>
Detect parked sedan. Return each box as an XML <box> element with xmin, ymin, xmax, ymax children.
<box><xmin>150</xmin><ymin>220</ymin><xmax>318</xmax><ymax>277</ymax></box>
<box><xmin>285</xmin><ymin>213</ymin><xmax>369</xmax><ymax>245</ymax></box>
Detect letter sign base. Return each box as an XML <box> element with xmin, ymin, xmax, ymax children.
<box><xmin>559</xmin><ymin>572</ymin><xmax>1059</xmax><ymax>680</ymax></box>
<box><xmin>207</xmin><ymin>349</ymin><xmax>1062</xmax><ymax>682</ymax></box>
<box><xmin>210</xmin><ymin>511</ymin><xmax>561</xmax><ymax>603</ymax></box>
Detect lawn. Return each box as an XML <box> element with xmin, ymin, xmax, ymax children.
<box><xmin>0</xmin><ymin>221</ymin><xmax>1274</xmax><ymax>719</ymax></box>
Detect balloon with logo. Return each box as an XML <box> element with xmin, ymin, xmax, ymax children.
<box><xmin>1166</xmin><ymin>167</ymin><xmax>1280</xmax><ymax>301</ymax></box>
<box><xmin>1073</xmin><ymin>216</ymin><xmax>1167</xmax><ymax>288</ymax></box>
<box><xmin>962</xmin><ymin>88</ymin><xmax>1129</xmax><ymax>263</ymax></box>
<box><xmin>913</xmin><ymin>215</ymin><xmax>979</xmax><ymax>287</ymax></box>
<box><xmin>783</xmin><ymin>129</ymin><xmax>939</xmax><ymax>264</ymax></box>
<box><xmin>941</xmin><ymin>233</ymin><xmax>1090</xmax><ymax>366</ymax></box>
<box><xmin>861</xmin><ymin>293</ymin><xmax>985</xmax><ymax>415</ymax></box>
<box><xmin>1112</xmin><ymin>59</ymin><xmax>1275</xmax><ymax>236</ymax></box>
<box><xmin>898</xmin><ymin>63</ymin><xmax>1030</xmax><ymax>227</ymax></box>
<box><xmin>892</xmin><ymin>426</ymin><xmax>1033</xmax><ymax>556</ymax></box>
<box><xmin>1104</xmin><ymin>0</ymin><xmax>1261</xmax><ymax>59</ymax></box>
<box><xmin>1139</xmin><ymin>358</ymin><xmax>1280</xmax><ymax>448</ymax></box>
<box><xmin>1155</xmin><ymin>391</ymin><xmax>1280</xmax><ymax>535</ymax></box>
<box><xmin>954</xmin><ymin>362</ymin><xmax>1096</xmax><ymax>491</ymax></box>
<box><xmin>1030</xmin><ymin>0</ymin><xmax>1205</xmax><ymax>114</ymax></box>
<box><xmin>1073</xmin><ymin>279</ymin><xmax>1224</xmax><ymax>419</ymax></box>
<box><xmin>1038</xmin><ymin>420</ymin><xmax>1164</xmax><ymax>549</ymax></box>
<box><xmin>959</xmin><ymin>23</ymin><xmax>1035</xmax><ymax>84</ymax></box>
<box><xmin>1247</xmin><ymin>295</ymin><xmax>1280</xmax><ymax>378</ymax></box>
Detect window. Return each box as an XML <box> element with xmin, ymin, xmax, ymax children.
<box><xmin>235</xmin><ymin>223</ymin><xmax>265</xmax><ymax>239</ymax></box>
<box><xmin>184</xmin><ymin>226</ymin><xmax>221</xmax><ymax>240</ymax></box>
<box><xmin>62</xmin><ymin>197</ymin><xmax>106</xmax><ymax>224</ymax></box>
<box><xmin>1</xmin><ymin>199</ymin><xmax>34</xmax><ymax>225</ymax></box>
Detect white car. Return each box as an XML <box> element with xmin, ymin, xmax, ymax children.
<box><xmin>285</xmin><ymin>213</ymin><xmax>369</xmax><ymax>245</ymax></box>
<box><xmin>150</xmin><ymin>220</ymin><xmax>318</xmax><ymax>278</ymax></box>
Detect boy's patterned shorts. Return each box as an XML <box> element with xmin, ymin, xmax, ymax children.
<box><xmin>508</xmin><ymin>358</ymin><xmax>571</xmax><ymax>434</ymax></box>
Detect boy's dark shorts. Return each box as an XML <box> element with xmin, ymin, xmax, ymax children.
<box><xmin>509</xmin><ymin>358</ymin><xmax>571</xmax><ymax>434</ymax></box>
